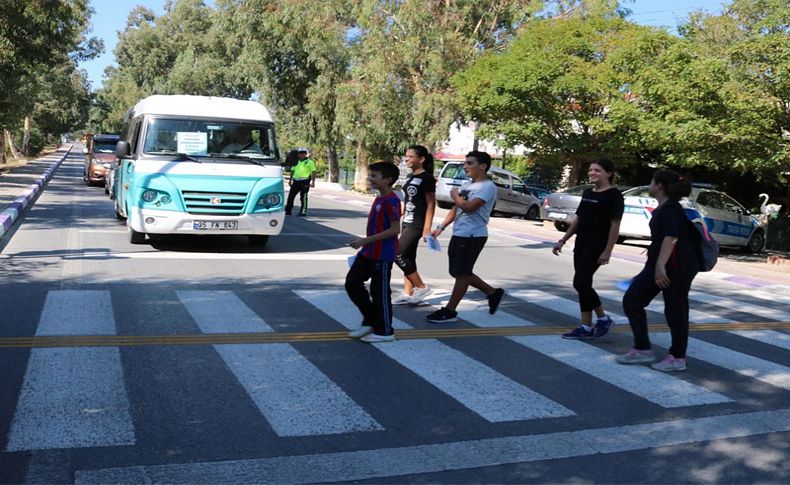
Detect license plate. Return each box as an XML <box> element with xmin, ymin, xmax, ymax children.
<box><xmin>193</xmin><ymin>220</ymin><xmax>238</xmax><ymax>230</ymax></box>
<box><xmin>547</xmin><ymin>212</ymin><xmax>567</xmax><ymax>220</ymax></box>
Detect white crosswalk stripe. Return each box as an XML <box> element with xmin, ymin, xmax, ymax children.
<box><xmin>650</xmin><ymin>333</ymin><xmax>790</xmax><ymax>391</ymax></box>
<box><xmin>689</xmin><ymin>290</ymin><xmax>790</xmax><ymax>322</ymax></box>
<box><xmin>6</xmin><ymin>290</ymin><xmax>135</xmax><ymax>451</ymax></box>
<box><xmin>509</xmin><ymin>289</ymin><xmax>626</xmax><ymax>322</ymax></box>
<box><xmin>296</xmin><ymin>289</ymin><xmax>574</xmax><ymax>422</ymax></box>
<box><xmin>177</xmin><ymin>290</ymin><xmax>382</xmax><ymax>436</ymax></box>
<box><xmin>419</xmin><ymin>289</ymin><xmax>538</xmax><ymax>327</ymax></box>
<box><xmin>728</xmin><ymin>330</ymin><xmax>790</xmax><ymax>351</ymax></box>
<box><xmin>597</xmin><ymin>289</ymin><xmax>736</xmax><ymax>324</ymax></box>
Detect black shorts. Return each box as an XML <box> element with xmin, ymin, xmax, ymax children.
<box><xmin>448</xmin><ymin>236</ymin><xmax>487</xmax><ymax>277</ymax></box>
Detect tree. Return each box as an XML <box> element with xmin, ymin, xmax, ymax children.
<box><xmin>453</xmin><ymin>12</ymin><xmax>672</xmax><ymax>184</ymax></box>
<box><xmin>0</xmin><ymin>0</ymin><xmax>100</xmax><ymax>161</ymax></box>
<box><xmin>96</xmin><ymin>0</ymin><xmax>253</xmax><ymax>130</ymax></box>
<box><xmin>219</xmin><ymin>0</ymin><xmax>353</xmax><ymax>183</ymax></box>
<box><xmin>339</xmin><ymin>0</ymin><xmax>536</xmax><ymax>190</ymax></box>
<box><xmin>670</xmin><ymin>0</ymin><xmax>790</xmax><ymax>179</ymax></box>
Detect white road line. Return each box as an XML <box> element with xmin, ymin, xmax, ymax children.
<box><xmin>177</xmin><ymin>290</ymin><xmax>381</xmax><ymax>437</ymax></box>
<box><xmin>6</xmin><ymin>347</ymin><xmax>135</xmax><ymax>451</ymax></box>
<box><xmin>727</xmin><ymin>330</ymin><xmax>790</xmax><ymax>351</ymax></box>
<box><xmin>597</xmin><ymin>289</ymin><xmax>736</xmax><ymax>324</ymax></box>
<box><xmin>418</xmin><ymin>290</ymin><xmax>538</xmax><ymax>327</ymax></box>
<box><xmin>36</xmin><ymin>290</ymin><xmax>117</xmax><ymax>335</ymax></box>
<box><xmin>6</xmin><ymin>290</ymin><xmax>134</xmax><ymax>451</ymax></box>
<box><xmin>507</xmin><ymin>335</ymin><xmax>730</xmax><ymax>408</ymax></box>
<box><xmin>651</xmin><ymin>333</ymin><xmax>790</xmax><ymax>391</ymax></box>
<box><xmin>75</xmin><ymin>408</ymin><xmax>790</xmax><ymax>484</ymax></box>
<box><xmin>509</xmin><ymin>289</ymin><xmax>626</xmax><ymax>322</ymax></box>
<box><xmin>738</xmin><ymin>288</ymin><xmax>790</xmax><ymax>306</ymax></box>
<box><xmin>689</xmin><ymin>290</ymin><xmax>790</xmax><ymax>322</ymax></box>
<box><xmin>104</xmin><ymin>252</ymin><xmax>353</xmax><ymax>260</ymax></box>
<box><xmin>297</xmin><ymin>290</ymin><xmax>573</xmax><ymax>422</ymax></box>
<box><xmin>177</xmin><ymin>290</ymin><xmax>273</xmax><ymax>333</ymax></box>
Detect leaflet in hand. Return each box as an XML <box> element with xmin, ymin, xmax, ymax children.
<box><xmin>426</xmin><ymin>235</ymin><xmax>441</xmax><ymax>252</ymax></box>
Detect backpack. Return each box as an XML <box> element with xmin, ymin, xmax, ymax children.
<box><xmin>687</xmin><ymin>217</ymin><xmax>719</xmax><ymax>271</ymax></box>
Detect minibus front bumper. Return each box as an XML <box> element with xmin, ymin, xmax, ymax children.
<box><xmin>128</xmin><ymin>208</ymin><xmax>284</xmax><ymax>235</ymax></box>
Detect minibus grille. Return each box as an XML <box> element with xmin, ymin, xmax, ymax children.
<box><xmin>182</xmin><ymin>190</ymin><xmax>247</xmax><ymax>215</ymax></box>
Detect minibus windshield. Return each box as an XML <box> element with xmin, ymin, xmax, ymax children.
<box><xmin>143</xmin><ymin>118</ymin><xmax>277</xmax><ymax>161</ymax></box>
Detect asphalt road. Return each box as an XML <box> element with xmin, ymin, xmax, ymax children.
<box><xmin>0</xmin><ymin>149</ymin><xmax>788</xmax><ymax>484</ymax></box>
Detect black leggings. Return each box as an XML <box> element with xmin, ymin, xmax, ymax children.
<box><xmin>573</xmin><ymin>250</ymin><xmax>602</xmax><ymax>312</ymax></box>
<box><xmin>622</xmin><ymin>264</ymin><xmax>697</xmax><ymax>358</ymax></box>
<box><xmin>395</xmin><ymin>226</ymin><xmax>421</xmax><ymax>275</ymax></box>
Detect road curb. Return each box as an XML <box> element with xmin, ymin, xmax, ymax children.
<box><xmin>767</xmin><ymin>255</ymin><xmax>790</xmax><ymax>267</ymax></box>
<box><xmin>0</xmin><ymin>145</ymin><xmax>72</xmax><ymax>239</ymax></box>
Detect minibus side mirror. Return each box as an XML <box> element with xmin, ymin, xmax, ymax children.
<box><xmin>115</xmin><ymin>141</ymin><xmax>131</xmax><ymax>159</ymax></box>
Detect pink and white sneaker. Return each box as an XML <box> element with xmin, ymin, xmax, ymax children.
<box><xmin>651</xmin><ymin>354</ymin><xmax>687</xmax><ymax>372</ymax></box>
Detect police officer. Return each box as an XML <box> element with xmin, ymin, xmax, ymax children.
<box><xmin>285</xmin><ymin>148</ymin><xmax>317</xmax><ymax>216</ymax></box>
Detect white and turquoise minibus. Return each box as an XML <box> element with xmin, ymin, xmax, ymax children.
<box><xmin>114</xmin><ymin>95</ymin><xmax>285</xmax><ymax>246</ymax></box>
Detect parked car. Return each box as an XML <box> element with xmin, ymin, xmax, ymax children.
<box><xmin>540</xmin><ymin>184</ymin><xmax>632</xmax><ymax>231</ymax></box>
<box><xmin>619</xmin><ymin>185</ymin><xmax>766</xmax><ymax>253</ymax></box>
<box><xmin>526</xmin><ymin>186</ymin><xmax>550</xmax><ymax>203</ymax></box>
<box><xmin>539</xmin><ymin>184</ymin><xmax>592</xmax><ymax>231</ymax></box>
<box><xmin>435</xmin><ymin>162</ymin><xmax>542</xmax><ymax>219</ymax></box>
<box><xmin>83</xmin><ymin>133</ymin><xmax>120</xmax><ymax>187</ymax></box>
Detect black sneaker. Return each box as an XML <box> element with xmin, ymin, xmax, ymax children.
<box><xmin>426</xmin><ymin>307</ymin><xmax>458</xmax><ymax>323</ymax></box>
<box><xmin>593</xmin><ymin>315</ymin><xmax>613</xmax><ymax>338</ymax></box>
<box><xmin>562</xmin><ymin>325</ymin><xmax>594</xmax><ymax>340</ymax></box>
<box><xmin>297</xmin><ymin>212</ymin><xmax>306</xmax><ymax>217</ymax></box>
<box><xmin>487</xmin><ymin>288</ymin><xmax>505</xmax><ymax>315</ymax></box>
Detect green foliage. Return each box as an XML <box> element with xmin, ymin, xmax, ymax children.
<box><xmin>93</xmin><ymin>0</ymin><xmax>253</xmax><ymax>131</ymax></box>
<box><xmin>453</xmin><ymin>14</ymin><xmax>671</xmax><ymax>183</ymax></box>
<box><xmin>0</xmin><ymin>0</ymin><xmax>99</xmax><ymax>158</ymax></box>
<box><xmin>454</xmin><ymin>1</ymin><xmax>790</xmax><ymax>184</ymax></box>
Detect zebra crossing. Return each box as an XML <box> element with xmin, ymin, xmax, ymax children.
<box><xmin>2</xmin><ymin>284</ymin><xmax>789</xmax><ymax>457</ymax></box>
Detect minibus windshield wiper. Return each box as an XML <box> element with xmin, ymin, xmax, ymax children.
<box><xmin>215</xmin><ymin>153</ymin><xmax>264</xmax><ymax>165</ymax></box>
<box><xmin>149</xmin><ymin>150</ymin><xmax>201</xmax><ymax>163</ymax></box>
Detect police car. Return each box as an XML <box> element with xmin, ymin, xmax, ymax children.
<box><xmin>618</xmin><ymin>186</ymin><xmax>766</xmax><ymax>253</ymax></box>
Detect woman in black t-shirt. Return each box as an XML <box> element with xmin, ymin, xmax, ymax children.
<box><xmin>616</xmin><ymin>170</ymin><xmax>699</xmax><ymax>372</ymax></box>
<box><xmin>553</xmin><ymin>159</ymin><xmax>624</xmax><ymax>339</ymax></box>
<box><xmin>393</xmin><ymin>145</ymin><xmax>436</xmax><ymax>305</ymax></box>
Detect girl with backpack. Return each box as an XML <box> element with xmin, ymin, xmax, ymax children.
<box><xmin>617</xmin><ymin>170</ymin><xmax>700</xmax><ymax>372</ymax></box>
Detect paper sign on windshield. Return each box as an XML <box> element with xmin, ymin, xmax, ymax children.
<box><xmin>177</xmin><ymin>132</ymin><xmax>208</xmax><ymax>155</ymax></box>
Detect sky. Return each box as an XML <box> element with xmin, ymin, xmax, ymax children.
<box><xmin>79</xmin><ymin>0</ymin><xmax>732</xmax><ymax>91</ymax></box>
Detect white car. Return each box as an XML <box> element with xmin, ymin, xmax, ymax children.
<box><xmin>619</xmin><ymin>186</ymin><xmax>766</xmax><ymax>253</ymax></box>
<box><xmin>435</xmin><ymin>162</ymin><xmax>541</xmax><ymax>219</ymax></box>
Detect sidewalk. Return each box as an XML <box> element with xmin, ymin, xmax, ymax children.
<box><xmin>0</xmin><ymin>145</ymin><xmax>72</xmax><ymax>240</ymax></box>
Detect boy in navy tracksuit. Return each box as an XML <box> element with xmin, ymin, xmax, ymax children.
<box><xmin>346</xmin><ymin>162</ymin><xmax>402</xmax><ymax>343</ymax></box>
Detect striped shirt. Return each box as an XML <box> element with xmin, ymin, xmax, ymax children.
<box><xmin>360</xmin><ymin>192</ymin><xmax>401</xmax><ymax>261</ymax></box>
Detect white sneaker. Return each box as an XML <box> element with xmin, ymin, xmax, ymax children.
<box><xmin>392</xmin><ymin>293</ymin><xmax>413</xmax><ymax>305</ymax></box>
<box><xmin>409</xmin><ymin>286</ymin><xmax>433</xmax><ymax>304</ymax></box>
<box><xmin>348</xmin><ymin>326</ymin><xmax>373</xmax><ymax>338</ymax></box>
<box><xmin>361</xmin><ymin>333</ymin><xmax>395</xmax><ymax>343</ymax></box>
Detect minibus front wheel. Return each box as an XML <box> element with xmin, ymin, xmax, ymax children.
<box><xmin>129</xmin><ymin>226</ymin><xmax>146</xmax><ymax>244</ymax></box>
<box><xmin>249</xmin><ymin>235</ymin><xmax>269</xmax><ymax>247</ymax></box>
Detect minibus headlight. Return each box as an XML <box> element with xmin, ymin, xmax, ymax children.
<box><xmin>257</xmin><ymin>193</ymin><xmax>281</xmax><ymax>207</ymax></box>
<box><xmin>160</xmin><ymin>194</ymin><xmax>171</xmax><ymax>204</ymax></box>
<box><xmin>266</xmin><ymin>193</ymin><xmax>281</xmax><ymax>206</ymax></box>
<box><xmin>142</xmin><ymin>190</ymin><xmax>158</xmax><ymax>203</ymax></box>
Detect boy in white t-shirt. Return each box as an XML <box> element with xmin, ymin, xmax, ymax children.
<box><xmin>426</xmin><ymin>151</ymin><xmax>505</xmax><ymax>322</ymax></box>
